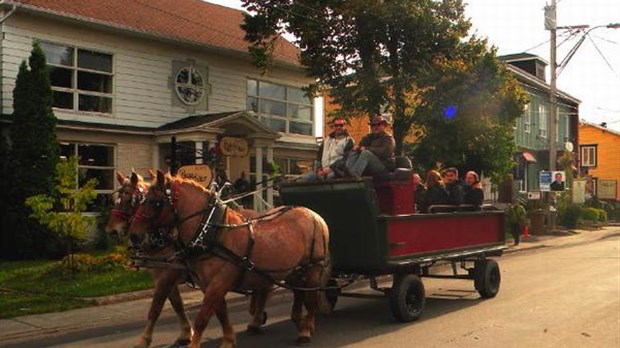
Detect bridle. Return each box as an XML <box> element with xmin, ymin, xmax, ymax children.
<box><xmin>132</xmin><ymin>181</ymin><xmax>187</xmax><ymax>250</ymax></box>
<box><xmin>110</xmin><ymin>184</ymin><xmax>146</xmax><ymax>223</ymax></box>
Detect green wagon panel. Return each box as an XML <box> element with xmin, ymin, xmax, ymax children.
<box><xmin>279</xmin><ymin>181</ymin><xmax>388</xmax><ymax>271</ymax></box>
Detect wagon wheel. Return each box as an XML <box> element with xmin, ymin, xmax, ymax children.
<box><xmin>474</xmin><ymin>259</ymin><xmax>501</xmax><ymax>298</ymax></box>
<box><xmin>389</xmin><ymin>274</ymin><xmax>426</xmax><ymax>322</ymax></box>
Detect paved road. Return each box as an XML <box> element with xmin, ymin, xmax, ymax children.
<box><xmin>4</xmin><ymin>232</ymin><xmax>619</xmax><ymax>348</ymax></box>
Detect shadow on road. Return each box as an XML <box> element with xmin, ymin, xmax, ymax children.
<box><xmin>199</xmin><ymin>285</ymin><xmax>487</xmax><ymax>348</ymax></box>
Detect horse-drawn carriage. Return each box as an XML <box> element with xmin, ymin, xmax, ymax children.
<box><xmin>279</xmin><ymin>176</ymin><xmax>506</xmax><ymax>322</ymax></box>
<box><xmin>118</xmin><ymin>167</ymin><xmax>506</xmax><ymax>347</ymax></box>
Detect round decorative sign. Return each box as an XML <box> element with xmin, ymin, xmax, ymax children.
<box><xmin>175</xmin><ymin>66</ymin><xmax>205</xmax><ymax>105</ymax></box>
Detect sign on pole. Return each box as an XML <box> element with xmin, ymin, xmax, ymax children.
<box><xmin>540</xmin><ymin>171</ymin><xmax>565</xmax><ymax>192</ymax></box>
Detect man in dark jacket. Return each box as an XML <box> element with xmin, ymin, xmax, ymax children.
<box><xmin>441</xmin><ymin>167</ymin><xmax>463</xmax><ymax>205</ymax></box>
<box><xmin>345</xmin><ymin>115</ymin><xmax>395</xmax><ymax>177</ymax></box>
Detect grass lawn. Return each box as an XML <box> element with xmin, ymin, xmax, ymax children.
<box><xmin>0</xmin><ymin>256</ymin><xmax>153</xmax><ymax>319</ymax></box>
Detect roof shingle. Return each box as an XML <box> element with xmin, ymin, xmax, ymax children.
<box><xmin>10</xmin><ymin>0</ymin><xmax>300</xmax><ymax>66</ymax></box>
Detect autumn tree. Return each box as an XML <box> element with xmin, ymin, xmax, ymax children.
<box><xmin>243</xmin><ymin>0</ymin><xmax>527</xmax><ymax>183</ymax></box>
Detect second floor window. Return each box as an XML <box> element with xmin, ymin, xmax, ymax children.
<box><xmin>41</xmin><ymin>42</ymin><xmax>113</xmax><ymax>114</ymax></box>
<box><xmin>538</xmin><ymin>104</ymin><xmax>547</xmax><ymax>138</ymax></box>
<box><xmin>523</xmin><ymin>103</ymin><xmax>531</xmax><ymax>133</ymax></box>
<box><xmin>246</xmin><ymin>79</ymin><xmax>313</xmax><ymax>135</ymax></box>
<box><xmin>580</xmin><ymin>145</ymin><xmax>597</xmax><ymax>167</ymax></box>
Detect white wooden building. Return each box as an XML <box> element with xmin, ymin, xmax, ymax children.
<box><xmin>0</xmin><ymin>0</ymin><xmax>320</xmax><ymax>211</ymax></box>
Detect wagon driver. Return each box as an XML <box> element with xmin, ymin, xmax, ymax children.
<box><xmin>345</xmin><ymin>115</ymin><xmax>395</xmax><ymax>178</ymax></box>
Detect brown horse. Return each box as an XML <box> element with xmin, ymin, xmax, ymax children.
<box><xmin>106</xmin><ymin>171</ymin><xmax>270</xmax><ymax>348</ymax></box>
<box><xmin>128</xmin><ymin>170</ymin><xmax>331</xmax><ymax>348</ymax></box>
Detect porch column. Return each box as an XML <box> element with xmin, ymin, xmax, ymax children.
<box><xmin>266</xmin><ymin>146</ymin><xmax>274</xmax><ymax>207</ymax></box>
<box><xmin>253</xmin><ymin>146</ymin><xmax>263</xmax><ymax>211</ymax></box>
<box><xmin>195</xmin><ymin>141</ymin><xmax>203</xmax><ymax>164</ymax></box>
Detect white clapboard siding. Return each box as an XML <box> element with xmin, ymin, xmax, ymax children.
<box><xmin>1</xmin><ymin>13</ymin><xmax>313</xmax><ymax>129</ymax></box>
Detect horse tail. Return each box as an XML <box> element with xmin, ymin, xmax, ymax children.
<box><xmin>310</xmin><ymin>211</ymin><xmax>333</xmax><ymax>315</ymax></box>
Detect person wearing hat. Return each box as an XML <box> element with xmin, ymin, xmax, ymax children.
<box><xmin>302</xmin><ymin>117</ymin><xmax>354</xmax><ymax>181</ymax></box>
<box><xmin>345</xmin><ymin>115</ymin><xmax>395</xmax><ymax>177</ymax></box>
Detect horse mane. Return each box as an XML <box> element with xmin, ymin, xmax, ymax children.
<box><xmin>166</xmin><ymin>173</ymin><xmax>211</xmax><ymax>194</ymax></box>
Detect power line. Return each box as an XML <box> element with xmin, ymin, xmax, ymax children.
<box><xmin>586</xmin><ymin>34</ymin><xmax>620</xmax><ymax>79</ymax></box>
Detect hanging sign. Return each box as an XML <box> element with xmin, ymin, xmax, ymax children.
<box><xmin>219</xmin><ymin>137</ymin><xmax>249</xmax><ymax>157</ymax></box>
<box><xmin>177</xmin><ymin>164</ymin><xmax>212</xmax><ymax>187</ymax></box>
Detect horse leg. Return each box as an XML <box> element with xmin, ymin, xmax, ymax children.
<box><xmin>296</xmin><ymin>289</ymin><xmax>319</xmax><ymax>344</ymax></box>
<box><xmin>214</xmin><ymin>299</ymin><xmax>237</xmax><ymax>348</ymax></box>
<box><xmin>247</xmin><ymin>286</ymin><xmax>272</xmax><ymax>334</ymax></box>
<box><xmin>167</xmin><ymin>282</ymin><xmax>193</xmax><ymax>346</ymax></box>
<box><xmin>189</xmin><ymin>286</ymin><xmax>230</xmax><ymax>348</ymax></box>
<box><xmin>290</xmin><ymin>290</ymin><xmax>305</xmax><ymax>331</ymax></box>
<box><xmin>297</xmin><ymin>265</ymin><xmax>328</xmax><ymax>344</ymax></box>
<box><xmin>133</xmin><ymin>271</ymin><xmax>178</xmax><ymax>348</ymax></box>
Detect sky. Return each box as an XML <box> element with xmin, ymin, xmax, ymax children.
<box><xmin>207</xmin><ymin>0</ymin><xmax>620</xmax><ymax>132</ymax></box>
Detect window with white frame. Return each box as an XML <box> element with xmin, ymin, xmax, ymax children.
<box><xmin>60</xmin><ymin>142</ymin><xmax>115</xmax><ymax>211</ymax></box>
<box><xmin>246</xmin><ymin>79</ymin><xmax>313</xmax><ymax>135</ymax></box>
<box><xmin>538</xmin><ymin>104</ymin><xmax>547</xmax><ymax>138</ymax></box>
<box><xmin>580</xmin><ymin>145</ymin><xmax>597</xmax><ymax>167</ymax></box>
<box><xmin>41</xmin><ymin>41</ymin><xmax>113</xmax><ymax>114</ymax></box>
<box><xmin>523</xmin><ymin>103</ymin><xmax>531</xmax><ymax>133</ymax></box>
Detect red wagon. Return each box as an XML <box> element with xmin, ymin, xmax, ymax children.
<box><xmin>279</xmin><ymin>177</ymin><xmax>506</xmax><ymax>322</ymax></box>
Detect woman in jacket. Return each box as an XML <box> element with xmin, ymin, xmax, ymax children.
<box><xmin>463</xmin><ymin>170</ymin><xmax>484</xmax><ymax>210</ymax></box>
<box><xmin>424</xmin><ymin>170</ymin><xmax>448</xmax><ymax>213</ymax></box>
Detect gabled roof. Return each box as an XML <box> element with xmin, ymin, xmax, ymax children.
<box><xmin>580</xmin><ymin>120</ymin><xmax>620</xmax><ymax>137</ymax></box>
<box><xmin>157</xmin><ymin>111</ymin><xmax>279</xmax><ymax>138</ymax></box>
<box><xmin>506</xmin><ymin>64</ymin><xmax>580</xmax><ymax>105</ymax></box>
<box><xmin>6</xmin><ymin>0</ymin><xmax>300</xmax><ymax>66</ymax></box>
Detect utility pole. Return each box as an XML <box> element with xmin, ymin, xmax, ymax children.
<box><xmin>546</xmin><ymin>0</ymin><xmax>558</xmax><ymax>171</ymax></box>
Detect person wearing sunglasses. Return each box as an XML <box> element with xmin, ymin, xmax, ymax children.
<box><xmin>345</xmin><ymin>115</ymin><xmax>395</xmax><ymax>178</ymax></box>
<box><xmin>302</xmin><ymin>117</ymin><xmax>354</xmax><ymax>181</ymax></box>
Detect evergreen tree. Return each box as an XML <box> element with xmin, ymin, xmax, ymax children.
<box><xmin>2</xmin><ymin>42</ymin><xmax>59</xmax><ymax>260</ymax></box>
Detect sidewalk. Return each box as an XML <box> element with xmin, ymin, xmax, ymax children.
<box><xmin>1</xmin><ymin>226</ymin><xmax>618</xmax><ymax>345</ymax></box>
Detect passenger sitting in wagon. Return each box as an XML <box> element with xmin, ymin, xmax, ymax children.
<box><xmin>422</xmin><ymin>170</ymin><xmax>448</xmax><ymax>213</ymax></box>
<box><xmin>462</xmin><ymin>170</ymin><xmax>484</xmax><ymax>211</ymax></box>
<box><xmin>345</xmin><ymin>115</ymin><xmax>395</xmax><ymax>178</ymax></box>
<box><xmin>441</xmin><ymin>167</ymin><xmax>464</xmax><ymax>206</ymax></box>
<box><xmin>302</xmin><ymin>117</ymin><xmax>354</xmax><ymax>181</ymax></box>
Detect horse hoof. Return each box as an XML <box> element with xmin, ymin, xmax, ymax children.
<box><xmin>246</xmin><ymin>324</ymin><xmax>265</xmax><ymax>335</ymax></box>
<box><xmin>167</xmin><ymin>338</ymin><xmax>190</xmax><ymax>347</ymax></box>
<box><xmin>296</xmin><ymin>336</ymin><xmax>311</xmax><ymax>345</ymax></box>
<box><xmin>261</xmin><ymin>311</ymin><xmax>268</xmax><ymax>325</ymax></box>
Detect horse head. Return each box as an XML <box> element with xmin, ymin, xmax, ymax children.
<box><xmin>106</xmin><ymin>170</ymin><xmax>153</xmax><ymax>240</ymax></box>
<box><xmin>128</xmin><ymin>170</ymin><xmax>184</xmax><ymax>250</ymax></box>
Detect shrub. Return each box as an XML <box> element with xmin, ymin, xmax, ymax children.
<box><xmin>559</xmin><ymin>204</ymin><xmax>582</xmax><ymax>229</ymax></box>
<box><xmin>596</xmin><ymin>209</ymin><xmax>608</xmax><ymax>222</ymax></box>
<box><xmin>62</xmin><ymin>253</ymin><xmax>97</xmax><ymax>273</ymax></box>
<box><xmin>582</xmin><ymin>207</ymin><xmax>599</xmax><ymax>221</ymax></box>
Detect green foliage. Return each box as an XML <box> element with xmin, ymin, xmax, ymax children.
<box><xmin>558</xmin><ymin>204</ymin><xmax>582</xmax><ymax>229</ymax></box>
<box><xmin>25</xmin><ymin>156</ymin><xmax>98</xmax><ymax>259</ymax></box>
<box><xmin>596</xmin><ymin>209</ymin><xmax>608</xmax><ymax>222</ymax></box>
<box><xmin>0</xmin><ymin>256</ymin><xmax>152</xmax><ymax>318</ymax></box>
<box><xmin>1</xmin><ymin>42</ymin><xmax>59</xmax><ymax>260</ymax></box>
<box><xmin>582</xmin><ymin>207</ymin><xmax>599</xmax><ymax>221</ymax></box>
<box><xmin>242</xmin><ymin>0</ymin><xmax>526</xmax><ymax>184</ymax></box>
